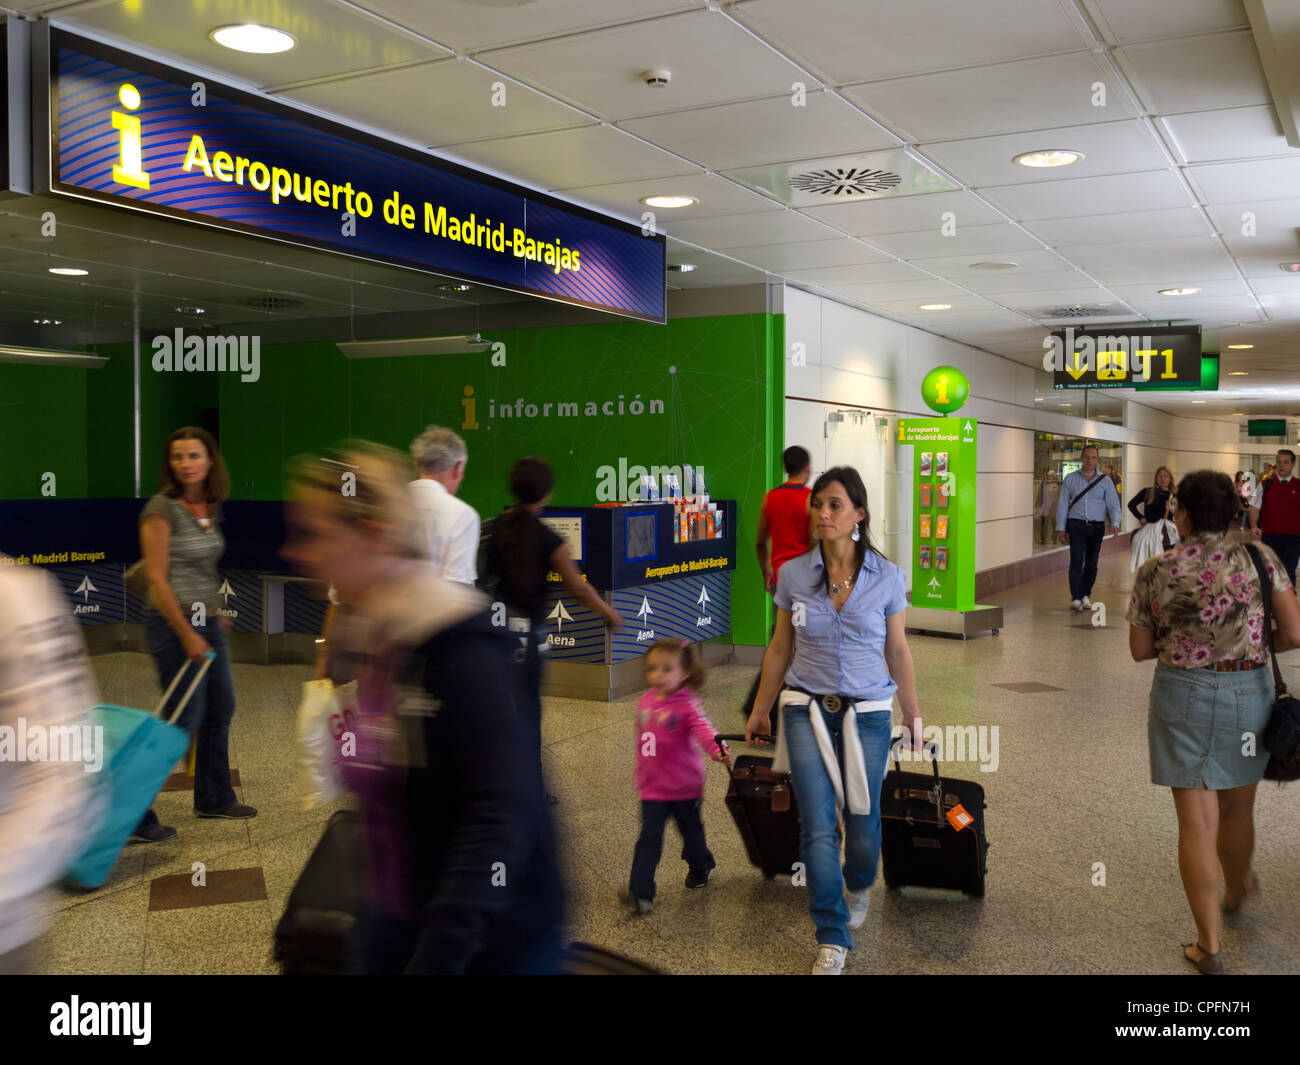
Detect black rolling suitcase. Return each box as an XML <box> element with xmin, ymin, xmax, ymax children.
<box><xmin>714</xmin><ymin>733</ymin><xmax>801</xmax><ymax>880</ymax></box>
<box><xmin>274</xmin><ymin>810</ymin><xmax>363</xmax><ymax>974</ymax></box>
<box><xmin>880</xmin><ymin>740</ymin><xmax>988</xmax><ymax>898</ymax></box>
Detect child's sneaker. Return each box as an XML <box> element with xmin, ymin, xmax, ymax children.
<box><xmin>634</xmin><ymin>896</ymin><xmax>654</xmax><ymax>916</ymax></box>
<box><xmin>685</xmin><ymin>867</ymin><xmax>712</xmax><ymax>889</ymax></box>
<box><xmin>811</xmin><ymin>944</ymin><xmax>846</xmax><ymax>975</ymax></box>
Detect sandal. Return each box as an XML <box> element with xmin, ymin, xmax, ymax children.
<box><xmin>1182</xmin><ymin>942</ymin><xmax>1224</xmax><ymax>975</ymax></box>
<box><xmin>1223</xmin><ymin>872</ymin><xmax>1260</xmax><ymax>915</ymax></box>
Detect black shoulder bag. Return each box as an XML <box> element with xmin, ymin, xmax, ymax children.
<box><xmin>1244</xmin><ymin>545</ymin><xmax>1300</xmax><ymax>782</ymax></box>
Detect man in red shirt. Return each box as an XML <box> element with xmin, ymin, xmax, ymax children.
<box><xmin>1250</xmin><ymin>448</ymin><xmax>1300</xmax><ymax>585</ymax></box>
<box><xmin>741</xmin><ymin>447</ymin><xmax>812</xmax><ymax>726</ymax></box>
<box><xmin>757</xmin><ymin>446</ymin><xmax>813</xmax><ymax>591</ymax></box>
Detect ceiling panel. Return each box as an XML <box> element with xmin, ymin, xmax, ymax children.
<box><xmin>60</xmin><ymin>0</ymin><xmax>448</xmax><ymax>88</ymax></box>
<box><xmin>1160</xmin><ymin>105</ymin><xmax>1294</xmax><ymax>163</ymax></box>
<box><xmin>782</xmin><ymin>261</ymin><xmax>931</xmax><ymax>285</ymax></box>
<box><xmin>484</xmin><ymin>11</ymin><xmax>809</xmax><ymax>121</ymax></box>
<box><xmin>619</xmin><ymin>94</ymin><xmax>899</xmax><ymax>171</ymax></box>
<box><xmin>282</xmin><ymin>59</ymin><xmax>593</xmax><ymax>148</ymax></box>
<box><xmin>817</xmin><ymin>278</ymin><xmax>972</xmax><ymax>304</ymax></box>
<box><xmin>920</xmin><ymin>121</ymin><xmax>1170</xmax><ymax>188</ymax></box>
<box><xmin>980</xmin><ymin>169</ymin><xmax>1191</xmax><ymax>220</ymax></box>
<box><xmin>437</xmin><ymin>125</ymin><xmax>699</xmax><ymax>190</ymax></box>
<box><xmin>1186</xmin><ymin>157</ymin><xmax>1300</xmax><ymax>204</ymax></box>
<box><xmin>1082</xmin><ymin>0</ymin><xmax>1249</xmax><ymax>44</ymax></box>
<box><xmin>349</xmin><ymin>0</ymin><xmax>695</xmax><ymax>53</ymax></box>
<box><xmin>1203</xmin><ymin>197</ymin><xmax>1300</xmax><ymax>246</ymax></box>
<box><xmin>1114</xmin><ymin>31</ymin><xmax>1272</xmax><ymax>113</ymax></box>
<box><xmin>553</xmin><ymin>173</ymin><xmax>781</xmax><ymax>226</ymax></box>
<box><xmin>736</xmin><ymin>0</ymin><xmax>1087</xmax><ymax>83</ymax></box>
<box><xmin>954</xmin><ymin>267</ymin><xmax>1090</xmax><ymax>293</ymax></box>
<box><xmin>800</xmin><ymin>190</ymin><xmax>1005</xmax><ymax>236</ymax></box>
<box><xmin>719</xmin><ymin>239</ymin><xmax>890</xmax><ymax>272</ymax></box>
<box><xmin>842</xmin><ymin>53</ymin><xmax>1137</xmax><ymax>142</ymax></box>
<box><xmin>662</xmin><ymin>209</ymin><xmax>838</xmax><ymax>248</ymax></box>
<box><xmin>1026</xmin><ymin>207</ymin><xmax>1211</xmax><ymax>246</ymax></box>
<box><xmin>1059</xmin><ymin>235</ymin><xmax>1240</xmax><ymax>281</ymax></box>
<box><xmin>865</xmin><ymin>223</ymin><xmax>1044</xmax><ymax>260</ymax></box>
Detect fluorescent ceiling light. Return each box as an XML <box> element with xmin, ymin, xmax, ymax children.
<box><xmin>0</xmin><ymin>346</ymin><xmax>107</xmax><ymax>369</ymax></box>
<box><xmin>641</xmin><ymin>195</ymin><xmax>697</xmax><ymax>209</ymax></box>
<box><xmin>210</xmin><ymin>24</ymin><xmax>296</xmax><ymax>53</ymax></box>
<box><xmin>48</xmin><ymin>266</ymin><xmax>88</xmax><ymax>276</ymax></box>
<box><xmin>1227</xmin><ymin>344</ymin><xmax>1253</xmax><ymax>349</ymax></box>
<box><xmin>1192</xmin><ymin>400</ymin><xmax>1207</xmax><ymax>404</ymax></box>
<box><xmin>338</xmin><ymin>335</ymin><xmax>492</xmax><ymax>358</ymax></box>
<box><xmin>1228</xmin><ymin>371</ymin><xmax>1249</xmax><ymax>376</ymax></box>
<box><xmin>1158</xmin><ymin>287</ymin><xmax>1200</xmax><ymax>296</ymax></box>
<box><xmin>1013</xmin><ymin>150</ymin><xmax>1083</xmax><ymax>168</ymax></box>
<box><xmin>667</xmin><ymin>263</ymin><xmax>695</xmax><ymax>272</ymax></box>
<box><xmin>918</xmin><ymin>303</ymin><xmax>951</xmax><ymax>310</ymax></box>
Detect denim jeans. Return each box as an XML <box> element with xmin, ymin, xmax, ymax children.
<box><xmin>784</xmin><ymin>703</ymin><xmax>894</xmax><ymax>949</ymax></box>
<box><xmin>137</xmin><ymin>615</ymin><xmax>238</xmax><ymax>827</ymax></box>
<box><xmin>629</xmin><ymin>799</ymin><xmax>714</xmax><ymax>901</ymax></box>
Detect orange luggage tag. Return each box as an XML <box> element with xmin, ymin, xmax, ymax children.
<box><xmin>946</xmin><ymin>803</ymin><xmax>974</xmax><ymax>831</ymax></box>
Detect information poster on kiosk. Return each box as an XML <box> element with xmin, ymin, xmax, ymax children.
<box><xmin>898</xmin><ymin>416</ymin><xmax>976</xmax><ymax>612</ymax></box>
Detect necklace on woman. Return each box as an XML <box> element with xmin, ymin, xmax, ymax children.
<box><xmin>829</xmin><ymin>575</ymin><xmax>854</xmax><ymax>595</ymax></box>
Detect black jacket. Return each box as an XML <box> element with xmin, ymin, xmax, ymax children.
<box><xmin>1127</xmin><ymin>486</ymin><xmax>1172</xmax><ymax>524</ymax></box>
<box><xmin>380</xmin><ymin>608</ymin><xmax>564</xmax><ymax>974</ymax></box>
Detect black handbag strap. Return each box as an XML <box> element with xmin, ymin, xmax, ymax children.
<box><xmin>1244</xmin><ymin>544</ymin><xmax>1288</xmax><ymax>696</ymax></box>
<box><xmin>1066</xmin><ymin>472</ymin><xmax>1106</xmax><ymax>515</ymax></box>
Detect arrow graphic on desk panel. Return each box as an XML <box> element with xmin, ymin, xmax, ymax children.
<box><xmin>637</xmin><ymin>596</ymin><xmax>653</xmax><ymax>622</ymax></box>
<box><xmin>547</xmin><ymin>600</ymin><xmax>573</xmax><ymax>632</ymax></box>
<box><xmin>697</xmin><ymin>585</ymin><xmax>711</xmax><ymax>608</ymax></box>
<box><xmin>218</xmin><ymin>579</ymin><xmax>236</xmax><ymax>604</ymax></box>
<box><xmin>928</xmin><ymin>576</ymin><xmax>942</xmax><ymax>591</ymax></box>
<box><xmin>74</xmin><ymin>576</ymin><xmax>97</xmax><ymax>602</ymax></box>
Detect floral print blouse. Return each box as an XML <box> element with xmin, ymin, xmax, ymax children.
<box><xmin>1126</xmin><ymin>534</ymin><xmax>1292</xmax><ymax>669</ymax></box>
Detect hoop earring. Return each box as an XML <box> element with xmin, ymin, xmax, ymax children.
<box><xmin>851</xmin><ymin>523</ymin><xmax>861</xmax><ymax>543</ymax></box>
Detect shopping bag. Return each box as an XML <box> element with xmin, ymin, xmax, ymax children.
<box><xmin>297</xmin><ymin>679</ymin><xmax>356</xmax><ymax>810</ymax></box>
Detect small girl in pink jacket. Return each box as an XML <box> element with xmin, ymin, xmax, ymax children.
<box><xmin>628</xmin><ymin>639</ymin><xmax>729</xmax><ymax>914</ymax></box>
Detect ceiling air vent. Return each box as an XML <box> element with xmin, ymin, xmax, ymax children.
<box><xmin>243</xmin><ymin>295</ymin><xmax>303</xmax><ymax>310</ymax></box>
<box><xmin>789</xmin><ymin>167</ymin><xmax>902</xmax><ymax>197</ymax></box>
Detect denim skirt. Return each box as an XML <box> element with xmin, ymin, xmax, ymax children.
<box><xmin>1148</xmin><ymin>661</ymin><xmax>1273</xmax><ymax>789</ymax></box>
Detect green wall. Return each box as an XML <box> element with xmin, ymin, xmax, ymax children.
<box><xmin>0</xmin><ymin>362</ymin><xmax>88</xmax><ymax>499</ymax></box>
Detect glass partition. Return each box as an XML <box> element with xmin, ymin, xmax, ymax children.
<box><xmin>1032</xmin><ymin>434</ymin><xmax>1124</xmax><ymax>554</ymax></box>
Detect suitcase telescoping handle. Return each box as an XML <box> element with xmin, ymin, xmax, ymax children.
<box><xmin>153</xmin><ymin>651</ymin><xmax>216</xmax><ymax>725</ymax></box>
<box><xmin>890</xmin><ymin>736</ymin><xmax>940</xmax><ymax>781</ymax></box>
<box><xmin>714</xmin><ymin>732</ymin><xmax>773</xmax><ymax>752</ymax></box>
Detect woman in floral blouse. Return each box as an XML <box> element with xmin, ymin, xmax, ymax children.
<box><xmin>1127</xmin><ymin>470</ymin><xmax>1300</xmax><ymax>974</ymax></box>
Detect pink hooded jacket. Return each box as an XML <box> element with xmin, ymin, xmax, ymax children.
<box><xmin>634</xmin><ymin>686</ymin><xmax>725</xmax><ymax>802</ymax></box>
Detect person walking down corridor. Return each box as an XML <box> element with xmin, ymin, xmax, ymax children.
<box><xmin>1127</xmin><ymin>470</ymin><xmax>1300</xmax><ymax>975</ymax></box>
<box><xmin>1128</xmin><ymin>466</ymin><xmax>1178</xmax><ymax>571</ymax></box>
<box><xmin>1249</xmin><ymin>449</ymin><xmax>1300</xmax><ymax>586</ymax></box>
<box><xmin>1056</xmin><ymin>445</ymin><xmax>1121</xmax><ymax>611</ymax></box>
<box><xmin>134</xmin><ymin>427</ymin><xmax>254</xmax><ymax>842</ymax></box>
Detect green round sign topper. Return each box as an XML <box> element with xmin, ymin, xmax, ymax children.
<box><xmin>921</xmin><ymin>365</ymin><xmax>970</xmax><ymax>414</ymax></box>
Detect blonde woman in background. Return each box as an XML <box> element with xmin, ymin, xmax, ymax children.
<box><xmin>1128</xmin><ymin>466</ymin><xmax>1178</xmax><ymax>571</ymax></box>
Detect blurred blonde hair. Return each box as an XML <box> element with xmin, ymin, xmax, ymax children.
<box><xmin>288</xmin><ymin>441</ymin><xmax>423</xmax><ymax>558</ymax></box>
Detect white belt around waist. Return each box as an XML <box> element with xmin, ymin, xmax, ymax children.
<box><xmin>772</xmin><ymin>688</ymin><xmax>893</xmax><ymax>816</ymax></box>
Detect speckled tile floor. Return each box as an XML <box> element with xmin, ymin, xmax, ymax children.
<box><xmin>36</xmin><ymin>549</ymin><xmax>1300</xmax><ymax>975</ymax></box>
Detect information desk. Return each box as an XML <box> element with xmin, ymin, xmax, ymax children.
<box><xmin>536</xmin><ymin>501</ymin><xmax>738</xmax><ymax>700</ymax></box>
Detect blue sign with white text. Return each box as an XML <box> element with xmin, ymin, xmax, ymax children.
<box><xmin>610</xmin><ymin>573</ymin><xmax>731</xmax><ymax>663</ymax></box>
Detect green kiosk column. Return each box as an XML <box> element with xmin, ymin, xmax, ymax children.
<box><xmin>899</xmin><ymin>367</ymin><xmax>1002</xmax><ymax>639</ymax></box>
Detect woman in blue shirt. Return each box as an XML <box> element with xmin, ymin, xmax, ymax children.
<box><xmin>746</xmin><ymin>466</ymin><xmax>922</xmax><ymax>975</ymax></box>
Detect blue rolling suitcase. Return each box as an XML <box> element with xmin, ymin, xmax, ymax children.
<box><xmin>66</xmin><ymin>652</ymin><xmax>214</xmax><ymax>890</ymax></box>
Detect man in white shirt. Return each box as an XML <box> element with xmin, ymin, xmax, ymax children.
<box><xmin>409</xmin><ymin>426</ymin><xmax>481</xmax><ymax>585</ymax></box>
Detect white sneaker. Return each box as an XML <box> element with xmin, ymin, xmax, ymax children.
<box><xmin>1070</xmin><ymin>599</ymin><xmax>1083</xmax><ymax>612</ymax></box>
<box><xmin>1081</xmin><ymin>596</ymin><xmax>1092</xmax><ymax>608</ymax></box>
<box><xmin>845</xmin><ymin>887</ymin><xmax>870</xmax><ymax>929</ymax></box>
<box><xmin>812</xmin><ymin>944</ymin><xmax>846</xmax><ymax>975</ymax></box>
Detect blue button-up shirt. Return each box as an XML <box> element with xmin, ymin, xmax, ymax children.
<box><xmin>774</xmin><ymin>547</ymin><xmax>908</xmax><ymax>701</ymax></box>
<box><xmin>1056</xmin><ymin>470</ymin><xmax>1121</xmax><ymax>530</ymax></box>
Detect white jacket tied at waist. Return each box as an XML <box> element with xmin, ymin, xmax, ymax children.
<box><xmin>772</xmin><ymin>688</ymin><xmax>893</xmax><ymax>816</ymax></box>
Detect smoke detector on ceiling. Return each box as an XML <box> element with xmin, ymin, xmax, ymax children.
<box><xmin>640</xmin><ymin>69</ymin><xmax>671</xmax><ymax>87</ymax></box>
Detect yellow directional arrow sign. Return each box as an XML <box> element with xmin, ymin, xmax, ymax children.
<box><xmin>1066</xmin><ymin>352</ymin><xmax>1087</xmax><ymax>380</ymax></box>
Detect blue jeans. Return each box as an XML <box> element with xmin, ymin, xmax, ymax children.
<box><xmin>138</xmin><ymin>616</ymin><xmax>238</xmax><ymax>826</ymax></box>
<box><xmin>629</xmin><ymin>799</ymin><xmax>714</xmax><ymax>901</ymax></box>
<box><xmin>784</xmin><ymin>703</ymin><xmax>894</xmax><ymax>949</ymax></box>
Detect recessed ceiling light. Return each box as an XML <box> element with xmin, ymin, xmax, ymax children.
<box><xmin>1192</xmin><ymin>400</ymin><xmax>1207</xmax><ymax>404</ymax></box>
<box><xmin>1033</xmin><ymin>397</ymin><xmax>1044</xmax><ymax>402</ymax></box>
<box><xmin>210</xmin><ymin>24</ymin><xmax>296</xmax><ymax>53</ymax></box>
<box><xmin>1232</xmin><ymin>412</ymin><xmax>1245</xmax><ymax>416</ymax></box>
<box><xmin>1280</xmin><ymin>262</ymin><xmax>1300</xmax><ymax>273</ymax></box>
<box><xmin>1058</xmin><ymin>402</ymin><xmax>1072</xmax><ymax>407</ymax></box>
<box><xmin>32</xmin><ymin>318</ymin><xmax>61</xmax><ymax>325</ymax></box>
<box><xmin>437</xmin><ymin>283</ymin><xmax>471</xmax><ymax>292</ymax></box>
<box><xmin>48</xmin><ymin>267</ymin><xmax>88</xmax><ymax>276</ymax></box>
<box><xmin>640</xmin><ymin>195</ymin><xmax>698</xmax><ymax>209</ymax></box>
<box><xmin>969</xmin><ymin>261</ymin><xmax>1019</xmax><ymax>271</ymax></box>
<box><xmin>1013</xmin><ymin>150</ymin><xmax>1084</xmax><ymax>168</ymax></box>
<box><xmin>1158</xmin><ymin>287</ymin><xmax>1200</xmax><ymax>296</ymax></box>
<box><xmin>174</xmin><ymin>305</ymin><xmax>205</xmax><ymax>315</ymax></box>
<box><xmin>667</xmin><ymin>263</ymin><xmax>695</xmax><ymax>273</ymax></box>
<box><xmin>1227</xmin><ymin>344</ymin><xmax>1254</xmax><ymax>349</ymax></box>
<box><xmin>1228</xmin><ymin>371</ymin><xmax>1249</xmax><ymax>376</ymax></box>
<box><xmin>918</xmin><ymin>303</ymin><xmax>951</xmax><ymax>310</ymax></box>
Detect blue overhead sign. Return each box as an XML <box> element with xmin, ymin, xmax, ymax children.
<box><xmin>42</xmin><ymin>29</ymin><xmax>666</xmax><ymax>322</ymax></box>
